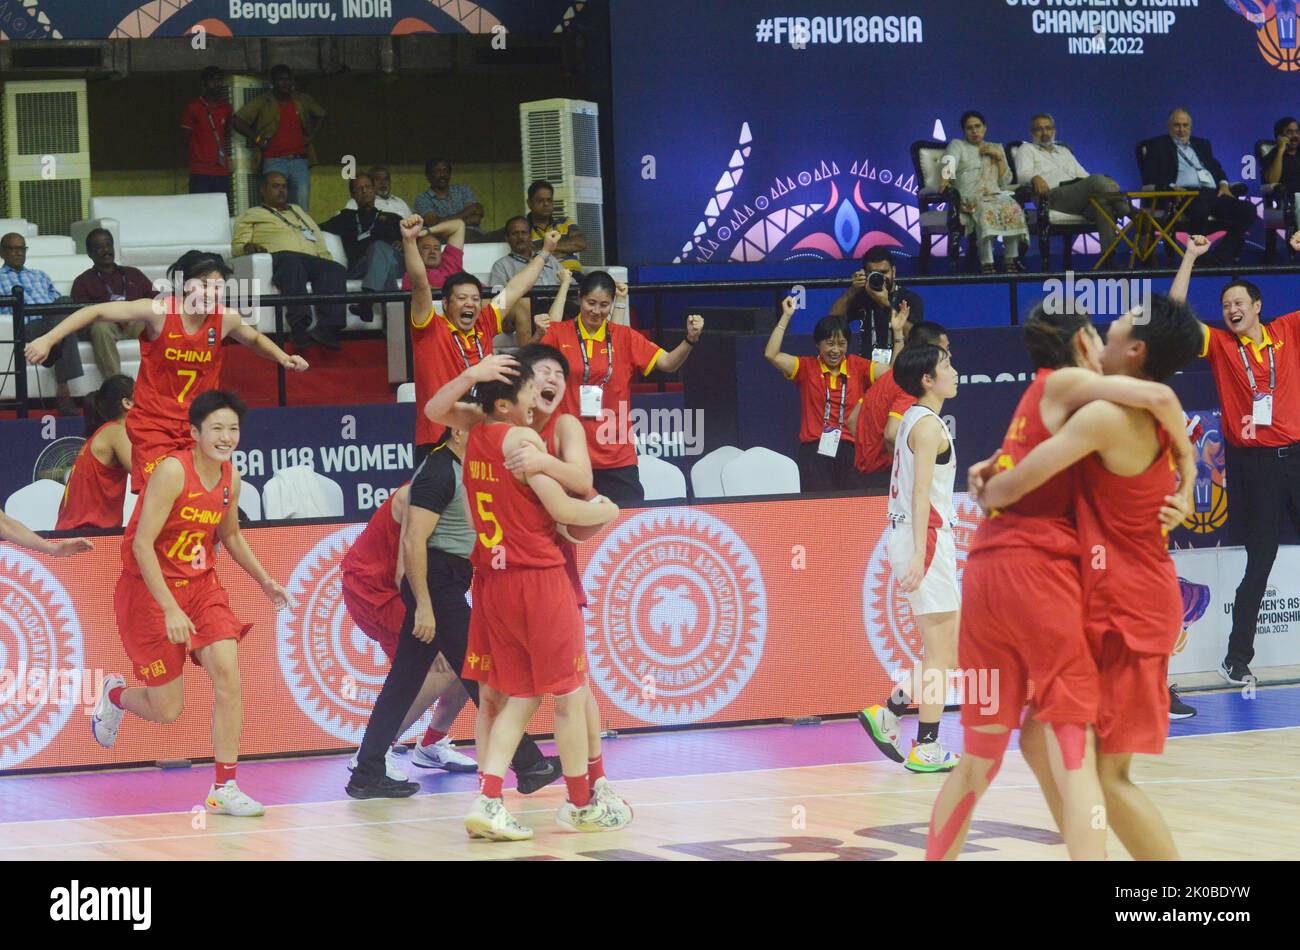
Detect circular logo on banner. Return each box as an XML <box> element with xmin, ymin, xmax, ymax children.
<box><xmin>861</xmin><ymin>497</ymin><xmax>981</xmax><ymax>686</ymax></box>
<box><xmin>0</xmin><ymin>549</ymin><xmax>85</xmax><ymax>770</ymax></box>
<box><xmin>277</xmin><ymin>527</ymin><xmax>428</xmax><ymax>743</ymax></box>
<box><xmin>582</xmin><ymin>509</ymin><xmax>767</xmax><ymax>725</ymax></box>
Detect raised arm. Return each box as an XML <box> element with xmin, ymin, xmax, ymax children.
<box><xmin>423</xmin><ymin>354</ymin><xmax>518</xmax><ymax>431</ymax></box>
<box><xmin>764</xmin><ymin>296</ymin><xmax>800</xmax><ymax>378</ymax></box>
<box><xmin>24</xmin><ymin>298</ymin><xmax>162</xmax><ymax>367</ymax></box>
<box><xmin>532</xmin><ymin>267</ymin><xmax>572</xmax><ymax>341</ymax></box>
<box><xmin>979</xmin><ymin>400</ymin><xmax>1115</xmax><ymax>511</ymax></box>
<box><xmin>1048</xmin><ymin>366</ymin><xmax>1193</xmax><ymax>455</ymax></box>
<box><xmin>400</xmin><ymin>214</ymin><xmax>433</xmax><ymax>321</ymax></box>
<box><xmin>1169</xmin><ymin>233</ymin><xmax>1212</xmax><ymax>306</ymax></box>
<box><xmin>498</xmin><ymin>230</ymin><xmax>560</xmax><ymax>313</ymax></box>
<box><xmin>428</xmin><ymin>218</ymin><xmax>466</xmax><ymax>251</ymax></box>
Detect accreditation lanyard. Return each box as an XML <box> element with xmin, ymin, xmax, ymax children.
<box><xmin>1238</xmin><ymin>339</ymin><xmax>1277</xmax><ymax>428</ymax></box>
<box><xmin>99</xmin><ymin>269</ymin><xmax>128</xmax><ymax>301</ymax></box>
<box><xmin>265</xmin><ymin>205</ymin><xmax>317</xmax><ymax>241</ymax></box>
<box><xmin>822</xmin><ymin>368</ymin><xmax>848</xmax><ymax>431</ymax></box>
<box><xmin>204</xmin><ymin>102</ymin><xmax>227</xmax><ymax>168</ymax></box>
<box><xmin>579</xmin><ymin>324</ymin><xmax>615</xmax><ymax>388</ymax></box>
<box><xmin>451</xmin><ymin>325</ymin><xmax>485</xmax><ymax>370</ymax></box>
<box><xmin>1237</xmin><ymin>340</ymin><xmax>1276</xmax><ymax>395</ymax></box>
<box><xmin>354</xmin><ymin>209</ymin><xmax>376</xmax><ymax>243</ymax></box>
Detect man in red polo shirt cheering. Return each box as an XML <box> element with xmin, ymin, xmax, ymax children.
<box><xmin>1172</xmin><ymin>232</ymin><xmax>1300</xmax><ymax>685</ymax></box>
<box><xmin>401</xmin><ymin>215</ymin><xmax>559</xmax><ymax>464</ymax></box>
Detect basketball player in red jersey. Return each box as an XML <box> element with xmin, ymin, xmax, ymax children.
<box><xmin>975</xmin><ymin>296</ymin><xmax>1202</xmax><ymax>860</ymax></box>
<box><xmin>25</xmin><ymin>250</ymin><xmax>309</xmax><ymax>490</ymax></box>
<box><xmin>926</xmin><ymin>302</ymin><xmax>1198</xmax><ymax>861</ymax></box>
<box><xmin>426</xmin><ymin>346</ymin><xmax>635</xmax><ymax>819</ymax></box>
<box><xmin>340</xmin><ymin>484</ymin><xmax>476</xmax><ymax>781</ymax></box>
<box><xmin>57</xmin><ymin>375</ymin><xmax>134</xmax><ymax>531</ymax></box>
<box><xmin>456</xmin><ymin>370</ymin><xmax>623</xmax><ymax>840</ymax></box>
<box><xmin>89</xmin><ymin>390</ymin><xmax>291</xmax><ymax>817</ymax></box>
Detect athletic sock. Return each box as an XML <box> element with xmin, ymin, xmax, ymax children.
<box><xmin>480</xmin><ymin>773</ymin><xmax>504</xmax><ymax>800</ymax></box>
<box><xmin>587</xmin><ymin>754</ymin><xmax>606</xmax><ymax>786</ymax></box>
<box><xmin>420</xmin><ymin>726</ymin><xmax>447</xmax><ymax>748</ymax></box>
<box><xmin>215</xmin><ymin>761</ymin><xmax>237</xmax><ymax>786</ymax></box>
<box><xmin>108</xmin><ymin>686</ymin><xmax>125</xmax><ymax>709</ymax></box>
<box><xmin>916</xmin><ymin>721</ymin><xmax>940</xmax><ymax>745</ymax></box>
<box><xmin>565</xmin><ymin>774</ymin><xmax>592</xmax><ymax>808</ymax></box>
<box><xmin>886</xmin><ymin>688</ymin><xmax>910</xmax><ymax>718</ymax></box>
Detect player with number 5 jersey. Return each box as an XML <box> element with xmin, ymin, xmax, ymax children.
<box><xmin>23</xmin><ymin>250</ymin><xmax>310</xmax><ymax>490</ymax></box>
<box><xmin>94</xmin><ymin>390</ymin><xmax>292</xmax><ymax>819</ymax></box>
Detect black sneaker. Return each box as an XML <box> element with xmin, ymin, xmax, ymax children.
<box><xmin>290</xmin><ymin>325</ymin><xmax>313</xmax><ymax>350</ymax></box>
<box><xmin>1218</xmin><ymin>660</ymin><xmax>1255</xmax><ymax>686</ymax></box>
<box><xmin>513</xmin><ymin>755</ymin><xmax>562</xmax><ymax>795</ymax></box>
<box><xmin>310</xmin><ymin>325</ymin><xmax>343</xmax><ymax>351</ymax></box>
<box><xmin>1168</xmin><ymin>685</ymin><xmax>1196</xmax><ymax>720</ymax></box>
<box><xmin>345</xmin><ymin>773</ymin><xmax>420</xmax><ymax>800</ymax></box>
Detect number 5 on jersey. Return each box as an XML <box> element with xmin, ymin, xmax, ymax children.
<box><xmin>476</xmin><ymin>492</ymin><xmax>503</xmax><ymax>549</ymax></box>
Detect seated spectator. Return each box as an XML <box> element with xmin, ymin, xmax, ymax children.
<box><xmin>764</xmin><ymin>300</ymin><xmax>872</xmax><ymax>493</ymax></box>
<box><xmin>413</xmin><ymin>159</ymin><xmax>485</xmax><ymax>237</ymax></box>
<box><xmin>322</xmin><ymin>172</ymin><xmax>406</xmax><ymax>320</ymax></box>
<box><xmin>490</xmin><ymin>216</ymin><xmax>567</xmax><ymax>290</ymax></box>
<box><xmin>1015</xmin><ymin>113</ymin><xmax>1132</xmax><ymax>258</ymax></box>
<box><xmin>399</xmin><ymin>219</ymin><xmax>467</xmax><ymax>292</ymax></box>
<box><xmin>70</xmin><ymin>228</ymin><xmax>152</xmax><ymax>378</ymax></box>
<box><xmin>56</xmin><ymin>374</ymin><xmax>133</xmax><ymax>531</ymax></box>
<box><xmin>232</xmin><ymin>171</ymin><xmax>346</xmax><ymax>350</ymax></box>
<box><xmin>853</xmin><ymin>321</ymin><xmax>951</xmax><ymax>493</ymax></box>
<box><xmin>181</xmin><ymin>65</ymin><xmax>233</xmax><ymax>197</ymax></box>
<box><xmin>0</xmin><ymin>232</ymin><xmax>83</xmax><ymax>415</ymax></box>
<box><xmin>830</xmin><ymin>246</ymin><xmax>923</xmax><ymax>357</ymax></box>
<box><xmin>345</xmin><ymin>164</ymin><xmax>411</xmax><ymax>218</ymax></box>
<box><xmin>1140</xmin><ymin>109</ymin><xmax>1255</xmax><ymax>265</ymax></box>
<box><xmin>1264</xmin><ymin>116</ymin><xmax>1300</xmax><ymax>229</ymax></box>
<box><xmin>943</xmin><ymin>112</ymin><xmax>1029</xmax><ymax>273</ymax></box>
<box><xmin>230</xmin><ymin>64</ymin><xmax>325</xmax><ymax>212</ymax></box>
<box><xmin>526</xmin><ymin>180</ymin><xmax>585</xmax><ymax>273</ymax></box>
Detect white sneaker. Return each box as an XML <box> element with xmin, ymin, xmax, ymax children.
<box><xmin>556</xmin><ymin>796</ymin><xmax>632</xmax><ymax>833</ymax></box>
<box><xmin>90</xmin><ymin>674</ymin><xmax>126</xmax><ymax>749</ymax></box>
<box><xmin>464</xmin><ymin>795</ymin><xmax>533</xmax><ymax>841</ymax></box>
<box><xmin>592</xmin><ymin>777</ymin><xmax>633</xmax><ymax>824</ymax></box>
<box><xmin>410</xmin><ymin>736</ymin><xmax>477</xmax><ymax>773</ymax></box>
<box><xmin>348</xmin><ymin>747</ymin><xmax>408</xmax><ymax>782</ymax></box>
<box><xmin>905</xmin><ymin>739</ymin><xmax>960</xmax><ymax>774</ymax></box>
<box><xmin>205</xmin><ymin>781</ymin><xmax>266</xmax><ymax>817</ymax></box>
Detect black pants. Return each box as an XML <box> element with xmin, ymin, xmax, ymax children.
<box><xmin>798</xmin><ymin>439</ymin><xmax>861</xmax><ymax>493</ymax></box>
<box><xmin>270</xmin><ymin>251</ymin><xmax>347</xmax><ymax>333</ymax></box>
<box><xmin>354</xmin><ymin>549</ymin><xmax>546</xmax><ymax>782</ymax></box>
<box><xmin>189</xmin><ymin>173</ymin><xmax>231</xmax><ymax>196</ymax></box>
<box><xmin>1184</xmin><ymin>189</ymin><xmax>1256</xmax><ymax>263</ymax></box>
<box><xmin>1224</xmin><ymin>441</ymin><xmax>1300</xmax><ymax>666</ymax></box>
<box><xmin>593</xmin><ymin>464</ymin><xmax>644</xmax><ymax>505</ymax></box>
<box><xmin>28</xmin><ymin>312</ymin><xmax>84</xmax><ymax>386</ymax></box>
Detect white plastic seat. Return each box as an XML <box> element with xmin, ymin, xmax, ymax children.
<box><xmin>396</xmin><ymin>383</ymin><xmax>416</xmax><ymax>403</ymax></box>
<box><xmin>238</xmin><ymin>482</ymin><xmax>262</xmax><ymax>522</ymax></box>
<box><xmin>261</xmin><ymin>465</ymin><xmax>345</xmax><ymax>520</ymax></box>
<box><xmin>720</xmin><ymin>447</ymin><xmax>801</xmax><ymax>497</ymax></box>
<box><xmin>689</xmin><ymin>445</ymin><xmax>743</xmax><ymax>499</ymax></box>
<box><xmin>4</xmin><ymin>479</ymin><xmax>66</xmax><ymax>532</ymax></box>
<box><xmin>636</xmin><ymin>455</ymin><xmax>687</xmax><ymax>501</ymax></box>
<box><xmin>72</xmin><ymin>194</ymin><xmax>232</xmax><ymax>272</ymax></box>
<box><xmin>122</xmin><ymin>476</ymin><xmax>138</xmax><ymax>527</ymax></box>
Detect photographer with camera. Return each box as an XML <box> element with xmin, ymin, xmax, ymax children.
<box><xmin>830</xmin><ymin>247</ymin><xmax>924</xmax><ymax>364</ymax></box>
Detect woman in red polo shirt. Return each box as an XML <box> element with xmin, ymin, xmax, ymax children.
<box><xmin>766</xmin><ymin>296</ymin><xmax>874</xmax><ymax>492</ymax></box>
<box><xmin>539</xmin><ymin>272</ymin><xmax>703</xmax><ymax>504</ymax></box>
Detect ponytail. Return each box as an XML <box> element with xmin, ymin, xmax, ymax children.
<box><xmin>83</xmin><ymin>374</ymin><xmax>134</xmax><ymax>436</ymax></box>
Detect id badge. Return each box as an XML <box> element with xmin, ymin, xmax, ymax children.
<box><xmin>871</xmin><ymin>347</ymin><xmax>893</xmax><ymax>367</ymax></box>
<box><xmin>301</xmin><ymin>228</ymin><xmax>318</xmax><ymax>243</ymax></box>
<box><xmin>580</xmin><ymin>385</ymin><xmax>604</xmax><ymax>419</ymax></box>
<box><xmin>1197</xmin><ymin>169</ymin><xmax>1216</xmax><ymax>189</ymax></box>
<box><xmin>1253</xmin><ymin>394</ymin><xmax>1273</xmax><ymax>427</ymax></box>
<box><xmin>109</xmin><ymin>294</ymin><xmax>126</xmax><ymax>302</ymax></box>
<box><xmin>818</xmin><ymin>427</ymin><xmax>842</xmax><ymax>457</ymax></box>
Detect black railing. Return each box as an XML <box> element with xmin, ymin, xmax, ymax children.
<box><xmin>4</xmin><ymin>260</ymin><xmax>1299</xmax><ymax>415</ymax></box>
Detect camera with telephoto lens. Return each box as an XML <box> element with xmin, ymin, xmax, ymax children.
<box><xmin>866</xmin><ymin>270</ymin><xmax>889</xmax><ymax>293</ymax></box>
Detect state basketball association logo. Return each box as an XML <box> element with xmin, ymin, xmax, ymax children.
<box><xmin>278</xmin><ymin>527</ymin><xmax>426</xmax><ymax>742</ymax></box>
<box><xmin>862</xmin><ymin>495</ymin><xmax>980</xmax><ymax>688</ymax></box>
<box><xmin>0</xmin><ymin>549</ymin><xmax>85</xmax><ymax>769</ymax></box>
<box><xmin>582</xmin><ymin>509</ymin><xmax>767</xmax><ymax>725</ymax></box>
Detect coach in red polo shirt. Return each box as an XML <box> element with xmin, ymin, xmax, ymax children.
<box><xmin>539</xmin><ymin>273</ymin><xmax>703</xmax><ymax>504</ymax></box>
<box><xmin>1173</xmin><ymin>233</ymin><xmax>1300</xmax><ymax>685</ymax></box>
<box><xmin>181</xmin><ymin>67</ymin><xmax>233</xmax><ymax>197</ymax></box>
<box><xmin>402</xmin><ymin>217</ymin><xmax>558</xmax><ymax>463</ymax></box>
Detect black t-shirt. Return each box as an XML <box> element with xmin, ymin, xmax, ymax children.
<box><xmin>320</xmin><ymin>208</ymin><xmax>404</xmax><ymax>265</ymax></box>
<box><xmin>409</xmin><ymin>447</ymin><xmax>474</xmax><ymax>558</ymax></box>
<box><xmin>847</xmin><ymin>286</ymin><xmax>925</xmax><ymax>357</ymax></box>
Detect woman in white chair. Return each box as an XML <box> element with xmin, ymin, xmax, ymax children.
<box><xmin>944</xmin><ymin>111</ymin><xmax>1030</xmax><ymax>274</ymax></box>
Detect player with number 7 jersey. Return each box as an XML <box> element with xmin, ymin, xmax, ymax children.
<box><xmin>21</xmin><ymin>250</ymin><xmax>310</xmax><ymax>492</ymax></box>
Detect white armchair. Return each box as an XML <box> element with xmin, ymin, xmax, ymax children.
<box><xmin>72</xmin><ymin>194</ymin><xmax>232</xmax><ymax>281</ymax></box>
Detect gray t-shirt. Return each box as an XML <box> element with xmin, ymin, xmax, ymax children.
<box><xmin>409</xmin><ymin>447</ymin><xmax>474</xmax><ymax>559</ymax></box>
